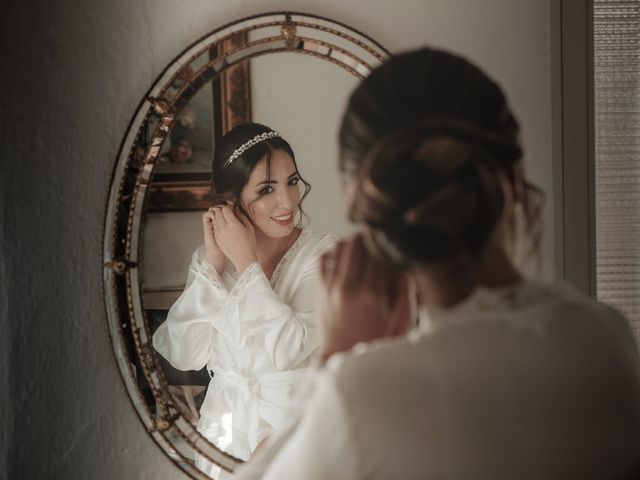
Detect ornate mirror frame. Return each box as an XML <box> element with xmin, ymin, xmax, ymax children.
<box><xmin>102</xmin><ymin>12</ymin><xmax>388</xmax><ymax>478</ymax></box>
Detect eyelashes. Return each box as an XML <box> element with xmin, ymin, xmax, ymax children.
<box><xmin>256</xmin><ymin>177</ymin><xmax>300</xmax><ymax>196</ymax></box>
<box><xmin>258</xmin><ymin>185</ymin><xmax>274</xmax><ymax>195</ymax></box>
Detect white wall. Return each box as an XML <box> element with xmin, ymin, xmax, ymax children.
<box><xmin>251</xmin><ymin>52</ymin><xmax>360</xmax><ymax>239</ymax></box>
<box><xmin>1</xmin><ymin>0</ymin><xmax>555</xmax><ymax>478</ymax></box>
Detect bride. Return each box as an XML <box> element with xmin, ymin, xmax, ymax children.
<box><xmin>152</xmin><ymin>122</ymin><xmax>335</xmax><ymax>470</ymax></box>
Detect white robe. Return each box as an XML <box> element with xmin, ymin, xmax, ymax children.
<box><xmin>236</xmin><ymin>280</ymin><xmax>640</xmax><ymax>480</ymax></box>
<box><xmin>152</xmin><ymin>229</ymin><xmax>336</xmax><ymax>464</ymax></box>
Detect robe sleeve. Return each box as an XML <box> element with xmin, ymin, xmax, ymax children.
<box><xmin>222</xmin><ymin>235</ymin><xmax>335</xmax><ymax>370</ymax></box>
<box><xmin>152</xmin><ymin>247</ymin><xmax>229</xmax><ymax>371</ymax></box>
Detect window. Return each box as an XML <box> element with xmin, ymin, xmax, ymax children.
<box><xmin>594</xmin><ymin>1</ymin><xmax>640</xmax><ymax>340</ymax></box>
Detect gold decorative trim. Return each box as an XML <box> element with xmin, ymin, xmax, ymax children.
<box><xmin>281</xmin><ymin>16</ymin><xmax>297</xmax><ymax>47</ymax></box>
<box><xmin>151</xmin><ymin>417</ymin><xmax>172</xmax><ymax>433</ymax></box>
<box><xmin>104</xmin><ymin>258</ymin><xmax>137</xmax><ymax>275</ymax></box>
<box><xmin>148</xmin><ymin>97</ymin><xmax>176</xmax><ymax>117</ymax></box>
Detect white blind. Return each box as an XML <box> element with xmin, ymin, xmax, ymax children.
<box><xmin>594</xmin><ymin>1</ymin><xmax>640</xmax><ymax>340</ymax></box>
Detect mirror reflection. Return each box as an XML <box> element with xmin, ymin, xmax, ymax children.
<box><xmin>139</xmin><ymin>52</ymin><xmax>358</xmax><ymax>471</ymax></box>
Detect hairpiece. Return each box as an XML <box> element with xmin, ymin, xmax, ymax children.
<box><xmin>222</xmin><ymin>131</ymin><xmax>281</xmax><ymax>169</ymax></box>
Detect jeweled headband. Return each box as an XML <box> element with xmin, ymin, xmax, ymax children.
<box><xmin>222</xmin><ymin>131</ymin><xmax>281</xmax><ymax>169</ymax></box>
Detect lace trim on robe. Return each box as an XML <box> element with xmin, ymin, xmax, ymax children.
<box><xmin>207</xmin><ymin>228</ymin><xmax>314</xmax><ymax>301</ymax></box>
<box><xmin>465</xmin><ymin>282</ymin><xmax>561</xmax><ymax>336</ymax></box>
<box><xmin>195</xmin><ymin>257</ymin><xmax>226</xmax><ymax>291</ymax></box>
<box><xmin>456</xmin><ymin>281</ymin><xmax>558</xmax><ymax>313</ymax></box>
<box><xmin>229</xmin><ymin>262</ymin><xmax>264</xmax><ymax>300</ymax></box>
<box><xmin>419</xmin><ymin>281</ymin><xmax>561</xmax><ymax>337</ymax></box>
<box><xmin>269</xmin><ymin>229</ymin><xmax>312</xmax><ymax>289</ymax></box>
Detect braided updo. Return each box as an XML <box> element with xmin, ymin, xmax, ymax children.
<box><xmin>339</xmin><ymin>48</ymin><xmax>543</xmax><ymax>267</ymax></box>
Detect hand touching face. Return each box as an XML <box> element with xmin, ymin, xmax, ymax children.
<box><xmin>318</xmin><ymin>234</ymin><xmax>414</xmax><ymax>363</ymax></box>
<box><xmin>208</xmin><ymin>203</ymin><xmax>258</xmax><ymax>274</ymax></box>
<box><xmin>202</xmin><ymin>208</ymin><xmax>226</xmax><ymax>274</ymax></box>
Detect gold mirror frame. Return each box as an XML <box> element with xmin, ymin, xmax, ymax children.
<box><xmin>102</xmin><ymin>12</ymin><xmax>388</xmax><ymax>478</ymax></box>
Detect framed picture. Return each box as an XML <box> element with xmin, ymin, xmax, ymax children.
<box><xmin>147</xmin><ymin>31</ymin><xmax>252</xmax><ymax>212</ymax></box>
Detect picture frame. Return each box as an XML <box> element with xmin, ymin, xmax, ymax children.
<box><xmin>147</xmin><ymin>31</ymin><xmax>252</xmax><ymax>213</ymax></box>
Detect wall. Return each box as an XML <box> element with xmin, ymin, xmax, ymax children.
<box><xmin>0</xmin><ymin>0</ymin><xmax>554</xmax><ymax>478</ymax></box>
<box><xmin>250</xmin><ymin>52</ymin><xmax>360</xmax><ymax>239</ymax></box>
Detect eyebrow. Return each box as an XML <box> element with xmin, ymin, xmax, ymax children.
<box><xmin>255</xmin><ymin>172</ymin><xmax>299</xmax><ymax>186</ymax></box>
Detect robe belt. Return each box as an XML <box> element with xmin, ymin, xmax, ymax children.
<box><xmin>209</xmin><ymin>367</ymin><xmax>311</xmax><ymax>456</ymax></box>
<box><xmin>219</xmin><ymin>369</ymin><xmax>261</xmax><ymax>398</ymax></box>
<box><xmin>210</xmin><ymin>367</ymin><xmax>310</xmax><ymax>388</ymax></box>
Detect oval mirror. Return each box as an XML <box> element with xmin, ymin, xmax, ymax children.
<box><xmin>103</xmin><ymin>12</ymin><xmax>388</xmax><ymax>479</ymax></box>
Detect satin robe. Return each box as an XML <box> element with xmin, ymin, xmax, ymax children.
<box><xmin>237</xmin><ymin>280</ymin><xmax>640</xmax><ymax>480</ymax></box>
<box><xmin>153</xmin><ymin>229</ymin><xmax>336</xmax><ymax>464</ymax></box>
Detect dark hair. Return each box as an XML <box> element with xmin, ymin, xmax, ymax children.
<box><xmin>211</xmin><ymin>122</ymin><xmax>311</xmax><ymax>224</ymax></box>
<box><xmin>340</xmin><ymin>47</ymin><xmax>543</xmax><ymax>267</ymax></box>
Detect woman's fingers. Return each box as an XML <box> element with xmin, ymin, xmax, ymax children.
<box><xmin>220</xmin><ymin>205</ymin><xmax>236</xmax><ymax>223</ymax></box>
<box><xmin>211</xmin><ymin>206</ymin><xmax>226</xmax><ymax>226</ymax></box>
<box><xmin>317</xmin><ymin>231</ymin><xmax>417</xmax><ymax>363</ymax></box>
<box><xmin>324</xmin><ymin>234</ymin><xmax>387</xmax><ymax>300</ymax></box>
<box><xmin>320</xmin><ymin>243</ymin><xmax>342</xmax><ymax>289</ymax></box>
<box><xmin>206</xmin><ymin>207</ymin><xmax>217</xmax><ymax>223</ymax></box>
<box><xmin>236</xmin><ymin>209</ymin><xmax>254</xmax><ymax>229</ymax></box>
<box><xmin>203</xmin><ymin>212</ymin><xmax>216</xmax><ymax>237</ymax></box>
<box><xmin>208</xmin><ymin>203</ymin><xmax>258</xmax><ymax>272</ymax></box>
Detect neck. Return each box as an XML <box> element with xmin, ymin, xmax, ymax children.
<box><xmin>254</xmin><ymin>227</ymin><xmax>301</xmax><ymax>265</ymax></box>
<box><xmin>413</xmin><ymin>245</ymin><xmax>523</xmax><ymax>309</ymax></box>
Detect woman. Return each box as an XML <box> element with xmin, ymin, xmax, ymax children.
<box><xmin>152</xmin><ymin>123</ymin><xmax>336</xmax><ymax>468</ymax></box>
<box><xmin>236</xmin><ymin>49</ymin><xmax>640</xmax><ymax>479</ymax></box>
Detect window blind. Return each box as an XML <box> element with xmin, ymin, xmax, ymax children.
<box><xmin>594</xmin><ymin>1</ymin><xmax>640</xmax><ymax>340</ymax></box>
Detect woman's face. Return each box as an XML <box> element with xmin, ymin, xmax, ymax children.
<box><xmin>240</xmin><ymin>149</ymin><xmax>302</xmax><ymax>239</ymax></box>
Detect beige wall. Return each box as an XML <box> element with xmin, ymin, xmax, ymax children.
<box><xmin>251</xmin><ymin>52</ymin><xmax>359</xmax><ymax>239</ymax></box>
<box><xmin>1</xmin><ymin>0</ymin><xmax>557</xmax><ymax>478</ymax></box>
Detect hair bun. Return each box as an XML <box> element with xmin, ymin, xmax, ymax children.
<box><xmin>339</xmin><ymin>48</ymin><xmax>544</xmax><ymax>267</ymax></box>
<box><xmin>348</xmin><ymin>124</ymin><xmax>510</xmax><ymax>266</ymax></box>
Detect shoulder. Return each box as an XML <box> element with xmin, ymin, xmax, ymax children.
<box><xmin>323</xmin><ymin>336</ymin><xmax>435</xmax><ymax>403</ymax></box>
<box><xmin>271</xmin><ymin>231</ymin><xmax>338</xmax><ymax>285</ymax></box>
<box><xmin>302</xmin><ymin>230</ymin><xmax>339</xmax><ymax>252</ymax></box>
<box><xmin>446</xmin><ymin>279</ymin><xmax>636</xmax><ymax>344</ymax></box>
<box><xmin>315</xmin><ymin>338</ymin><xmax>448</xmax><ymax>463</ymax></box>
<box><xmin>536</xmin><ymin>281</ymin><xmax>635</xmax><ymax>338</ymax></box>
<box><xmin>324</xmin><ymin>281</ymin><xmax>638</xmax><ymax>388</ymax></box>
<box><xmin>552</xmin><ymin>283</ymin><xmax>638</xmax><ymax>352</ymax></box>
<box><xmin>294</xmin><ymin>230</ymin><xmax>339</xmax><ymax>262</ymax></box>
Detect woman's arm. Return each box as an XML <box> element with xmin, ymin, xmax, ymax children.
<box><xmin>317</xmin><ymin>234</ymin><xmax>413</xmax><ymax>362</ymax></box>
<box><xmin>152</xmin><ymin>247</ymin><xmax>230</xmax><ymax>371</ymax></box>
<box><xmin>219</xmin><ymin>236</ymin><xmax>336</xmax><ymax>370</ymax></box>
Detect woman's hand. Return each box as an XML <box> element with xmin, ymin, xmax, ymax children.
<box><xmin>318</xmin><ymin>234</ymin><xmax>413</xmax><ymax>363</ymax></box>
<box><xmin>210</xmin><ymin>203</ymin><xmax>258</xmax><ymax>274</ymax></box>
<box><xmin>202</xmin><ymin>208</ymin><xmax>226</xmax><ymax>274</ymax></box>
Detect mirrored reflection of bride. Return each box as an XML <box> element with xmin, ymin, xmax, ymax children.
<box><xmin>152</xmin><ymin>122</ymin><xmax>336</xmax><ymax>471</ymax></box>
